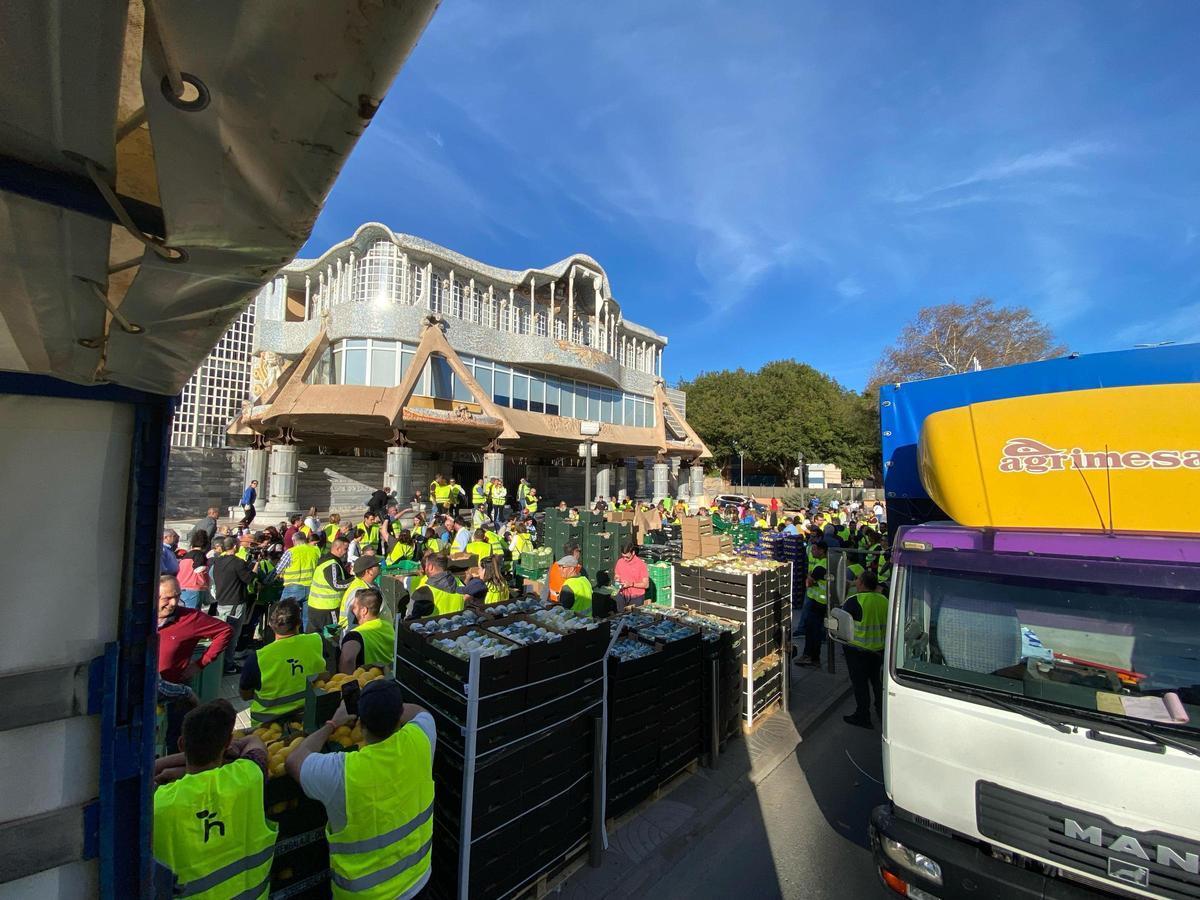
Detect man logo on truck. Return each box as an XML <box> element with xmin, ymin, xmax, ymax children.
<box><xmin>1064</xmin><ymin>818</ymin><xmax>1200</xmax><ymax>879</ymax></box>
<box><xmin>999</xmin><ymin>438</ymin><xmax>1200</xmax><ymax>474</ymax></box>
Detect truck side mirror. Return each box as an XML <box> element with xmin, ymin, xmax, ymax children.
<box><xmin>827</xmin><ymin>549</ymin><xmax>848</xmax><ymax>607</ymax></box>
<box><xmin>825</xmin><ymin>607</ymin><xmax>854</xmax><ymax>643</ymax></box>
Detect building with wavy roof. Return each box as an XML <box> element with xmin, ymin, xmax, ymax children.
<box><xmin>206</xmin><ymin>224</ymin><xmax>709</xmax><ymax>513</ymax></box>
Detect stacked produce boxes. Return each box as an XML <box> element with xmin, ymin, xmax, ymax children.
<box><xmin>762</xmin><ymin>532</ymin><xmax>807</xmax><ymax>604</ymax></box>
<box><xmin>605</xmin><ymin>612</ymin><xmax>703</xmax><ymax>818</ymax></box>
<box><xmin>647</xmin><ymin>561</ymin><xmax>673</xmax><ymax>606</ymax></box>
<box><xmin>659</xmin><ymin>608</ymin><xmax>744</xmax><ymax>753</ymax></box>
<box><xmin>671</xmin><ymin>556</ymin><xmax>793</xmax><ymax>728</ymax></box>
<box><xmin>393</xmin><ymin>601</ymin><xmax>611</xmax><ymax>900</ymax></box>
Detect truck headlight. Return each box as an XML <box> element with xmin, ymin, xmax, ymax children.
<box><xmin>881</xmin><ymin>836</ymin><xmax>943</xmax><ymax>887</ymax></box>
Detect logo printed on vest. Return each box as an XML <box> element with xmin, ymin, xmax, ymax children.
<box><xmin>196</xmin><ymin>809</ymin><xmax>226</xmax><ymax>842</ymax></box>
<box><xmin>286</xmin><ymin>657</ymin><xmax>304</xmax><ymax>676</ymax></box>
<box><xmin>998</xmin><ymin>438</ymin><xmax>1200</xmax><ymax>475</ymax></box>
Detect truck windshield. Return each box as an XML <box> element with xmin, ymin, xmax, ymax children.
<box><xmin>895</xmin><ymin>567</ymin><xmax>1200</xmax><ymax>735</ymax></box>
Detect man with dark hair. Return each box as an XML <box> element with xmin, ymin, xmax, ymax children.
<box><xmin>408</xmin><ymin>552</ymin><xmax>467</xmax><ymax>618</ymax></box>
<box><xmin>308</xmin><ymin>536</ymin><xmax>352</xmax><ymax>638</ymax></box>
<box><xmin>152</xmin><ymin>699</ymin><xmax>276</xmax><ymax>897</ymax></box>
<box><xmin>211</xmin><ymin>535</ymin><xmax>259</xmax><ymax>670</ymax></box>
<box><xmin>289</xmin><ymin>684</ymin><xmax>434</xmax><ymax>899</ymax></box>
<box><xmin>613</xmin><ymin>539</ymin><xmax>649</xmax><ymax>609</ymax></box>
<box><xmin>339</xmin><ymin>588</ymin><xmax>396</xmax><ymax>673</ymax></box>
<box><xmin>340</xmin><ymin>555</ymin><xmax>382</xmax><ymax>630</ymax></box>
<box><xmin>238</xmin><ymin>479</ymin><xmax>259</xmax><ymax>528</ymax></box>
<box><xmin>795</xmin><ymin>563</ymin><xmax>828</xmax><ymax>668</ymax></box>
<box><xmin>240</xmin><ymin>600</ymin><xmax>327</xmax><ymax>725</ymax></box>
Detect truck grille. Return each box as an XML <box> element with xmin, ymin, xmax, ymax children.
<box><xmin>976</xmin><ymin>782</ymin><xmax>1200</xmax><ymax>899</ymax></box>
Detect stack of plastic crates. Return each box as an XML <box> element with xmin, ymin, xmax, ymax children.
<box><xmin>648</xmin><ymin>561</ymin><xmax>673</xmax><ymax>606</ymax></box>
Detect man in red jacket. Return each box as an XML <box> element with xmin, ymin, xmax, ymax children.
<box><xmin>158</xmin><ymin>575</ymin><xmax>232</xmax><ymax>689</ymax></box>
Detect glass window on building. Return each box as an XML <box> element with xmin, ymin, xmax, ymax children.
<box><xmin>429</xmin><ymin>354</ymin><xmax>453</xmax><ymax>399</ymax></box>
<box><xmin>635</xmin><ymin>399</ymin><xmax>646</xmax><ymax>428</ymax></box>
<box><xmin>369</xmin><ymin>342</ymin><xmax>396</xmax><ymax>387</ymax></box>
<box><xmin>511</xmin><ymin>372</ymin><xmax>529</xmax><ymax>411</ymax></box>
<box><xmin>494</xmin><ymin>369</ymin><xmax>511</xmax><ymax>407</ymax></box>
<box><xmin>529</xmin><ymin>374</ymin><xmax>545</xmax><ymax>413</ymax></box>
<box><xmin>586</xmin><ymin>384</ymin><xmax>601</xmax><ymax>421</ymax></box>
<box><xmin>343</xmin><ymin>339</ymin><xmax>367</xmax><ymax>384</ymax></box>
<box><xmin>623</xmin><ymin>396</ymin><xmax>635</xmax><ymax>426</ymax></box>
<box><xmin>400</xmin><ymin>346</ymin><xmax>415</xmax><ymax>381</ymax></box>
<box><xmin>474</xmin><ymin>364</ymin><xmax>492</xmax><ymax>399</ymax></box>
<box><xmin>453</xmin><ymin>364</ymin><xmax>474</xmax><ymax>403</ymax></box>
<box><xmin>545</xmin><ymin>378</ymin><xmax>560</xmax><ymax>416</ymax></box>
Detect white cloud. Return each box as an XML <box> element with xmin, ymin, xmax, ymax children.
<box><xmin>1114</xmin><ymin>300</ymin><xmax>1200</xmax><ymax>347</ymax></box>
<box><xmin>836</xmin><ymin>276</ymin><xmax>865</xmax><ymax>298</ymax></box>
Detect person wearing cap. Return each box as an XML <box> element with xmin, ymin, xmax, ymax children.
<box><xmin>555</xmin><ymin>556</ymin><xmax>592</xmax><ymax>615</ymax></box>
<box><xmin>547</xmin><ymin>542</ymin><xmax>582</xmax><ymax>602</ymax></box>
<box><xmin>289</xmin><ymin>683</ymin><xmax>435</xmax><ymax>899</ymax></box>
<box><xmin>339</xmin><ymin>555</ymin><xmax>381</xmax><ymax>630</ymax></box>
<box><xmin>338</xmin><ymin>587</ymin><xmax>396</xmax><ymax>673</ymax></box>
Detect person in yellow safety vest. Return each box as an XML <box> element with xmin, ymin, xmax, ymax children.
<box><xmin>516</xmin><ymin>477</ymin><xmax>531</xmax><ymax>510</ymax></box>
<box><xmin>339</xmin><ymin>556</ymin><xmax>382</xmax><ymax>631</ymax></box>
<box><xmin>842</xmin><ymin>570</ymin><xmax>888</xmax><ymax>729</ymax></box>
<box><xmin>307</xmin><ymin>537</ymin><xmax>353</xmax><ymax>638</ymax></box>
<box><xmin>428</xmin><ymin>476</ymin><xmax>441</xmax><ymax>504</ymax></box>
<box><xmin>288</xmin><ymin>682</ymin><xmax>434</xmax><ymax>899</ymax></box>
<box><xmin>464</xmin><ymin>528</ymin><xmax>492</xmax><ymax>562</ymax></box>
<box><xmin>434</xmin><ymin>478</ymin><xmax>454</xmax><ymax>514</ymax></box>
<box><xmin>471</xmin><ymin>478</ymin><xmax>488</xmax><ymax>510</ymax></box>
<box><xmin>525</xmin><ymin>489</ymin><xmax>539</xmax><ymax>515</ymax></box>
<box><xmin>324</xmin><ymin>513</ymin><xmax>345</xmax><ymax>544</ymax></box>
<box><xmin>407</xmin><ymin>552</ymin><xmax>468</xmax><ymax>618</ymax></box>
<box><xmin>153</xmin><ymin>699</ymin><xmax>277</xmax><ymax>899</ymax></box>
<box><xmin>241</xmin><ymin>600</ymin><xmax>326</xmax><ymax>725</ymax></box>
<box><xmin>277</xmin><ymin>531</ymin><xmax>321</xmax><ymax>625</ymax></box>
<box><xmin>447</xmin><ymin>478</ymin><xmax>467</xmax><ymax>515</ymax></box>
<box><xmin>508</xmin><ymin>525</ymin><xmax>534</xmax><ymax>559</ymax></box>
<box><xmin>676</xmin><ymin>500</ymin><xmax>689</xmax><ymax>518</ymax></box>
<box><xmin>484</xmin><ymin>526</ymin><xmax>506</xmax><ymax>559</ymax></box>
<box><xmin>480</xmin><ymin>556</ymin><xmax>510</xmax><ymax>605</ymax></box>
<box><xmin>356</xmin><ymin>514</ymin><xmax>382</xmax><ymax>555</ymax></box>
<box><xmin>386</xmin><ymin>529</ymin><xmax>416</xmax><ymax>565</ymax></box>
<box><xmin>338</xmin><ymin>588</ymin><xmax>396</xmax><ymax>673</ymax></box>
<box><xmin>556</xmin><ymin>556</ymin><xmax>592</xmax><ymax>615</ymax></box>
<box><xmin>488</xmin><ymin>477</ymin><xmax>508</xmax><ymax>524</ymax></box>
<box><xmin>795</xmin><ymin>551</ymin><xmax>829</xmax><ymax>669</ymax></box>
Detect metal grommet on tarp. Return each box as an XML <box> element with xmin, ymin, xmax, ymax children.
<box><xmin>161</xmin><ymin>72</ymin><xmax>209</xmax><ymax>111</ymax></box>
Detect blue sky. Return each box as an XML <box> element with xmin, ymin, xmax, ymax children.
<box><xmin>303</xmin><ymin>0</ymin><xmax>1200</xmax><ymax>391</ymax></box>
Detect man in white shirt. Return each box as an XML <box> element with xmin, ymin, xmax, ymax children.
<box><xmin>289</xmin><ymin>681</ymin><xmax>436</xmax><ymax>899</ymax></box>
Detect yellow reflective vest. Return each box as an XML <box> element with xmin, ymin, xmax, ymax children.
<box><xmin>153</xmin><ymin>759</ymin><xmax>277</xmax><ymax>900</ymax></box>
<box><xmin>850</xmin><ymin>591</ymin><xmax>888</xmax><ymax>652</ymax></box>
<box><xmin>309</xmin><ymin>558</ymin><xmax>345</xmax><ymax>611</ymax></box>
<box><xmin>282</xmin><ymin>544</ymin><xmax>320</xmax><ymax>586</ymax></box>
<box><xmin>561</xmin><ymin>576</ymin><xmax>593</xmax><ymax>615</ymax></box>
<box><xmin>250</xmin><ymin>633</ymin><xmax>325</xmax><ymax>724</ymax></box>
<box><xmin>347</xmin><ymin>618</ymin><xmax>396</xmax><ymax>669</ymax></box>
<box><xmin>328</xmin><ymin>724</ymin><xmax>433</xmax><ymax>898</ymax></box>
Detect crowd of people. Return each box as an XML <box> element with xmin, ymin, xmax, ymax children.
<box><xmin>152</xmin><ymin>472</ymin><xmax>888</xmax><ymax>897</ymax></box>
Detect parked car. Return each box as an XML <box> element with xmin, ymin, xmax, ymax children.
<box><xmin>711</xmin><ymin>493</ymin><xmax>766</xmax><ymax>513</ymax></box>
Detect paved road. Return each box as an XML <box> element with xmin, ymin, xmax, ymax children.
<box><xmin>652</xmin><ymin>693</ymin><xmax>890</xmax><ymax>899</ymax></box>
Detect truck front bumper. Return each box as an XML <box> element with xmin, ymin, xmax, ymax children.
<box><xmin>870</xmin><ymin>804</ymin><xmax>1108</xmax><ymax>899</ymax></box>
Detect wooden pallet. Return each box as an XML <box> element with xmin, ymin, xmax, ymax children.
<box><xmin>603</xmin><ymin>758</ymin><xmax>700</xmax><ymax>832</ymax></box>
<box><xmin>521</xmin><ymin>837</ymin><xmax>589</xmax><ymax>899</ymax></box>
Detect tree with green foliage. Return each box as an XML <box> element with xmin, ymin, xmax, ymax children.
<box><xmin>679</xmin><ymin>360</ymin><xmax>880</xmax><ymax>485</ymax></box>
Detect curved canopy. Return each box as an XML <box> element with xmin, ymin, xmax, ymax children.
<box><xmin>0</xmin><ymin>0</ymin><xmax>439</xmax><ymax>394</ymax></box>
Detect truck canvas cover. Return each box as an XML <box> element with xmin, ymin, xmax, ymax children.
<box><xmin>880</xmin><ymin>343</ymin><xmax>1200</xmax><ymax>531</ymax></box>
<box><xmin>919</xmin><ymin>383</ymin><xmax>1200</xmax><ymax>534</ymax></box>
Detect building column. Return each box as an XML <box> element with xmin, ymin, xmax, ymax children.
<box><xmin>245</xmin><ymin>447</ymin><xmax>268</xmax><ymax>496</ymax></box>
<box><xmin>652</xmin><ymin>460</ymin><xmax>670</xmax><ymax>504</ymax></box>
<box><xmin>483</xmin><ymin>451</ymin><xmax>505</xmax><ymax>482</ymax></box>
<box><xmin>595</xmin><ymin>463</ymin><xmax>612</xmax><ymax>500</ymax></box>
<box><xmin>615</xmin><ymin>460</ymin><xmax>630</xmax><ymax>500</ymax></box>
<box><xmin>689</xmin><ymin>463</ymin><xmax>705</xmax><ymax>503</ymax></box>
<box><xmin>262</xmin><ymin>444</ymin><xmax>299</xmax><ymax>515</ymax></box>
<box><xmin>633</xmin><ymin>457</ymin><xmax>647</xmax><ymax>500</ymax></box>
<box><xmin>567</xmin><ymin>266</ymin><xmax>575</xmax><ymax>343</ymax></box>
<box><xmin>385</xmin><ymin>445</ymin><xmax>413</xmax><ymax>507</ymax></box>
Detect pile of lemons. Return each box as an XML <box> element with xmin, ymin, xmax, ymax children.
<box><xmin>330</xmin><ymin>720</ymin><xmax>365</xmax><ymax>750</ymax></box>
<box><xmin>313</xmin><ymin>666</ymin><xmax>386</xmax><ymax>693</ymax></box>
<box><xmin>266</xmin><ymin>735</ymin><xmax>305</xmax><ymax>779</ymax></box>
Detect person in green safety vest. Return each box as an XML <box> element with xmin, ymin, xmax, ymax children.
<box><xmin>795</xmin><ymin>561</ymin><xmax>828</xmax><ymax>669</ymax></box>
<box><xmin>434</xmin><ymin>478</ymin><xmax>454</xmax><ymax>515</ymax></box>
<box><xmin>483</xmin><ymin>525</ymin><xmax>506</xmax><ymax>560</ymax></box>
<box><xmin>386</xmin><ymin>529</ymin><xmax>416</xmax><ymax>565</ymax></box>
<box><xmin>338</xmin><ymin>588</ymin><xmax>396</xmax><ymax>673</ymax></box>
<box><xmin>356</xmin><ymin>514</ymin><xmax>382</xmax><ymax>555</ymax></box>
<box><xmin>289</xmin><ymin>681</ymin><xmax>435</xmax><ymax>899</ymax></box>
<box><xmin>841</xmin><ymin>570</ymin><xmax>888</xmax><ymax>729</ymax></box>
<box><xmin>407</xmin><ymin>552</ymin><xmax>468</xmax><ymax>618</ymax></box>
<box><xmin>240</xmin><ymin>600</ymin><xmax>326</xmax><ymax>725</ymax></box>
<box><xmin>464</xmin><ymin>528</ymin><xmax>492</xmax><ymax>562</ymax></box>
<box><xmin>471</xmin><ymin>478</ymin><xmax>488</xmax><ymax>511</ymax></box>
<box><xmin>556</xmin><ymin>556</ymin><xmax>593</xmax><ymax>615</ymax></box>
<box><xmin>488</xmin><ymin>477</ymin><xmax>508</xmax><ymax>524</ymax></box>
<box><xmin>339</xmin><ymin>555</ymin><xmax>382</xmax><ymax>631</ymax></box>
<box><xmin>524</xmin><ymin>489</ymin><xmax>539</xmax><ymax>515</ymax></box>
<box><xmin>152</xmin><ymin>699</ymin><xmax>277</xmax><ymax>899</ymax></box>
<box><xmin>275</xmin><ymin>530</ymin><xmax>321</xmax><ymax>626</ymax></box>
<box><xmin>323</xmin><ymin>513</ymin><xmax>346</xmax><ymax>545</ymax></box>
<box><xmin>307</xmin><ymin>537</ymin><xmax>352</xmax><ymax>639</ymax></box>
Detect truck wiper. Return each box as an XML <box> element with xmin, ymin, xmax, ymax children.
<box><xmin>936</xmin><ymin>682</ymin><xmax>1074</xmax><ymax>734</ymax></box>
<box><xmin>1081</xmin><ymin>711</ymin><xmax>1200</xmax><ymax>760</ymax></box>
